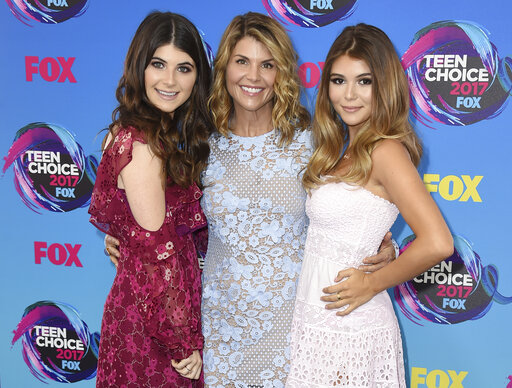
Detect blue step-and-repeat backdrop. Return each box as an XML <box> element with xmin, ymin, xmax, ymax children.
<box><xmin>1</xmin><ymin>1</ymin><xmax>511</xmax><ymax>387</ymax></box>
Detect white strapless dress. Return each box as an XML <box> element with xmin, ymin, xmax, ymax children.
<box><xmin>286</xmin><ymin>181</ymin><xmax>406</xmax><ymax>388</ymax></box>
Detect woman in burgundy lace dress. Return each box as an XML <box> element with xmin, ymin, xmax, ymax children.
<box><xmin>88</xmin><ymin>12</ymin><xmax>212</xmax><ymax>387</ymax></box>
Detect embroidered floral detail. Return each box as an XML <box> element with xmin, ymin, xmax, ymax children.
<box><xmin>201</xmin><ymin>130</ymin><xmax>313</xmax><ymax>386</ymax></box>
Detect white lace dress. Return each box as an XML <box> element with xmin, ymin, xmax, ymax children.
<box><xmin>201</xmin><ymin>129</ymin><xmax>312</xmax><ymax>387</ymax></box>
<box><xmin>286</xmin><ymin>181</ymin><xmax>405</xmax><ymax>388</ymax></box>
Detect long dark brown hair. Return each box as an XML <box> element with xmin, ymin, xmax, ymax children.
<box><xmin>108</xmin><ymin>11</ymin><xmax>213</xmax><ymax>187</ymax></box>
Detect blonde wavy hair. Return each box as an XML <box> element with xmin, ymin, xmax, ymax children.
<box><xmin>208</xmin><ymin>12</ymin><xmax>310</xmax><ymax>146</ymax></box>
<box><xmin>303</xmin><ymin>23</ymin><xmax>422</xmax><ymax>191</ymax></box>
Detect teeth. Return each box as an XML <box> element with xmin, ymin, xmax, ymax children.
<box><xmin>241</xmin><ymin>86</ymin><xmax>262</xmax><ymax>93</ymax></box>
<box><xmin>157</xmin><ymin>89</ymin><xmax>177</xmax><ymax>96</ymax></box>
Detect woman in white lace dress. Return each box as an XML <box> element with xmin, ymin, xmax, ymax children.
<box><xmin>286</xmin><ymin>24</ymin><xmax>454</xmax><ymax>387</ymax></box>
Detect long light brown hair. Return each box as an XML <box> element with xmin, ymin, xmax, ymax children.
<box><xmin>303</xmin><ymin>23</ymin><xmax>422</xmax><ymax>191</ymax></box>
<box><xmin>109</xmin><ymin>11</ymin><xmax>213</xmax><ymax>187</ymax></box>
<box><xmin>208</xmin><ymin>12</ymin><xmax>310</xmax><ymax>146</ymax></box>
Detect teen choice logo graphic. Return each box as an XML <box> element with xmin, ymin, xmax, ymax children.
<box><xmin>198</xmin><ymin>29</ymin><xmax>215</xmax><ymax>68</ymax></box>
<box><xmin>402</xmin><ymin>20</ymin><xmax>512</xmax><ymax>127</ymax></box>
<box><xmin>393</xmin><ymin>235</ymin><xmax>512</xmax><ymax>324</ymax></box>
<box><xmin>6</xmin><ymin>0</ymin><xmax>89</xmax><ymax>26</ymax></box>
<box><xmin>2</xmin><ymin>122</ymin><xmax>98</xmax><ymax>213</ymax></box>
<box><xmin>262</xmin><ymin>0</ymin><xmax>357</xmax><ymax>28</ymax></box>
<box><xmin>11</xmin><ymin>301</ymin><xmax>100</xmax><ymax>383</ymax></box>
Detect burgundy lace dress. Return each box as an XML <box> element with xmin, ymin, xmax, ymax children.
<box><xmin>89</xmin><ymin>126</ymin><xmax>207</xmax><ymax>388</ymax></box>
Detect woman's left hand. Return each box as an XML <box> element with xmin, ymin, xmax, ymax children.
<box><xmin>320</xmin><ymin>268</ymin><xmax>376</xmax><ymax>316</ymax></box>
<box><xmin>171</xmin><ymin>350</ymin><xmax>202</xmax><ymax>380</ymax></box>
<box><xmin>359</xmin><ymin>231</ymin><xmax>395</xmax><ymax>272</ymax></box>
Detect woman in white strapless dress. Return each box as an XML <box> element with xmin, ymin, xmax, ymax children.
<box><xmin>286</xmin><ymin>24</ymin><xmax>453</xmax><ymax>387</ymax></box>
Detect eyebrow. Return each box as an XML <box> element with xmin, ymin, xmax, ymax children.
<box><xmin>233</xmin><ymin>54</ymin><xmax>275</xmax><ymax>63</ymax></box>
<box><xmin>178</xmin><ymin>61</ymin><xmax>195</xmax><ymax>67</ymax></box>
<box><xmin>330</xmin><ymin>72</ymin><xmax>372</xmax><ymax>77</ymax></box>
<box><xmin>151</xmin><ymin>56</ymin><xmax>195</xmax><ymax>67</ymax></box>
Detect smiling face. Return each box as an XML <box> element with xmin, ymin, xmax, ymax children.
<box><xmin>328</xmin><ymin>55</ymin><xmax>373</xmax><ymax>135</ymax></box>
<box><xmin>225</xmin><ymin>36</ymin><xmax>277</xmax><ymax>117</ymax></box>
<box><xmin>144</xmin><ymin>43</ymin><xmax>197</xmax><ymax>116</ymax></box>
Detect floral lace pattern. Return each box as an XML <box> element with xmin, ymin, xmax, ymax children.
<box><xmin>89</xmin><ymin>126</ymin><xmax>207</xmax><ymax>387</ymax></box>
<box><xmin>286</xmin><ymin>182</ymin><xmax>405</xmax><ymax>388</ymax></box>
<box><xmin>201</xmin><ymin>129</ymin><xmax>312</xmax><ymax>387</ymax></box>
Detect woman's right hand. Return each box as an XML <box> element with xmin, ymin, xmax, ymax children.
<box><xmin>172</xmin><ymin>350</ymin><xmax>202</xmax><ymax>380</ymax></box>
<box><xmin>104</xmin><ymin>234</ymin><xmax>121</xmax><ymax>268</ymax></box>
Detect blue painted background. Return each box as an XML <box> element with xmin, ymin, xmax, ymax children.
<box><xmin>1</xmin><ymin>1</ymin><xmax>510</xmax><ymax>387</ymax></box>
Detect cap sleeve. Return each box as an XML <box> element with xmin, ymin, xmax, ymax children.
<box><xmin>88</xmin><ymin>126</ymin><xmax>145</xmax><ymax>234</ymax></box>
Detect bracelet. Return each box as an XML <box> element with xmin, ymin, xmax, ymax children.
<box><xmin>391</xmin><ymin>238</ymin><xmax>400</xmax><ymax>260</ymax></box>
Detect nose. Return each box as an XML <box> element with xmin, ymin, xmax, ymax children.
<box><xmin>246</xmin><ymin>63</ymin><xmax>260</xmax><ymax>82</ymax></box>
<box><xmin>344</xmin><ymin>82</ymin><xmax>356</xmax><ymax>100</ymax></box>
<box><xmin>163</xmin><ymin>69</ymin><xmax>176</xmax><ymax>86</ymax></box>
